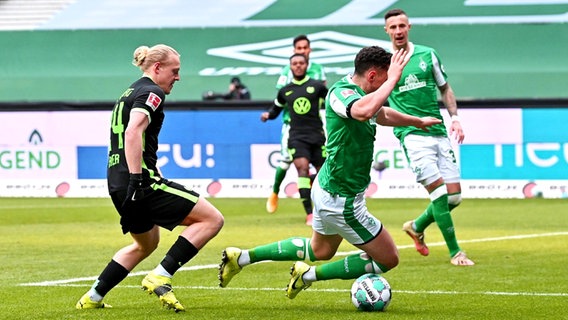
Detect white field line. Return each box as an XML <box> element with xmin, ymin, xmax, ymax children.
<box><xmin>20</xmin><ymin>231</ymin><xmax>568</xmax><ymax>298</ymax></box>
<box><xmin>25</xmin><ymin>284</ymin><xmax>568</xmax><ymax>298</ymax></box>
<box><xmin>338</xmin><ymin>231</ymin><xmax>568</xmax><ymax>256</ymax></box>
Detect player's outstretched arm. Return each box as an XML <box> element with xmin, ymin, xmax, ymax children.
<box><xmin>376</xmin><ymin>107</ymin><xmax>441</xmax><ymax>130</ymax></box>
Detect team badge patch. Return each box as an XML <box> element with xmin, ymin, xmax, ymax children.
<box><xmin>340</xmin><ymin>89</ymin><xmax>356</xmax><ymax>98</ymax></box>
<box><xmin>145</xmin><ymin>92</ymin><xmax>162</xmax><ymax>111</ymax></box>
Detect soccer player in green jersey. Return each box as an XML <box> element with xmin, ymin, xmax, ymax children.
<box><xmin>265</xmin><ymin>34</ymin><xmax>327</xmax><ymax>214</ymax></box>
<box><xmin>261</xmin><ymin>53</ymin><xmax>328</xmax><ymax>226</ymax></box>
<box><xmin>76</xmin><ymin>44</ymin><xmax>224</xmax><ymax>312</ymax></box>
<box><xmin>219</xmin><ymin>46</ymin><xmax>440</xmax><ymax>299</ymax></box>
<box><xmin>384</xmin><ymin>9</ymin><xmax>474</xmax><ymax>266</ymax></box>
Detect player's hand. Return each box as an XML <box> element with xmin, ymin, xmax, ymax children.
<box><xmin>387</xmin><ymin>49</ymin><xmax>410</xmax><ymax>82</ymax></box>
<box><xmin>122</xmin><ymin>173</ymin><xmax>150</xmax><ymax>207</ymax></box>
<box><xmin>450</xmin><ymin>119</ymin><xmax>465</xmax><ymax>144</ymax></box>
<box><xmin>416</xmin><ymin>116</ymin><xmax>442</xmax><ymax>132</ymax></box>
<box><xmin>260</xmin><ymin>112</ymin><xmax>269</xmax><ymax>122</ymax></box>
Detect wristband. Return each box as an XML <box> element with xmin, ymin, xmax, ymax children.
<box><xmin>451</xmin><ymin>115</ymin><xmax>460</xmax><ymax>122</ymax></box>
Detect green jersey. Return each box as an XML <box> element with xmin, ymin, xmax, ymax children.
<box><xmin>388</xmin><ymin>42</ymin><xmax>448</xmax><ymax>141</ymax></box>
<box><xmin>318</xmin><ymin>75</ymin><xmax>376</xmax><ymax>196</ymax></box>
<box><xmin>275</xmin><ymin>61</ymin><xmax>326</xmax><ymax>124</ymax></box>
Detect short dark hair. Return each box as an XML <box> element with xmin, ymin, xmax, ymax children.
<box><xmin>353</xmin><ymin>46</ymin><xmax>392</xmax><ymax>76</ymax></box>
<box><xmin>293</xmin><ymin>34</ymin><xmax>310</xmax><ymax>47</ymax></box>
<box><xmin>384</xmin><ymin>8</ymin><xmax>407</xmax><ymax>21</ymax></box>
<box><xmin>289</xmin><ymin>53</ymin><xmax>307</xmax><ymax>62</ymax></box>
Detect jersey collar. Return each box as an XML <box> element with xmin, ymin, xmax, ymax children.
<box><xmin>391</xmin><ymin>41</ymin><xmax>414</xmax><ymax>56</ymax></box>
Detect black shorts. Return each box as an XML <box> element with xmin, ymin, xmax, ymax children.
<box><xmin>288</xmin><ymin>136</ymin><xmax>326</xmax><ymax>167</ymax></box>
<box><xmin>110</xmin><ymin>179</ymin><xmax>200</xmax><ymax>234</ymax></box>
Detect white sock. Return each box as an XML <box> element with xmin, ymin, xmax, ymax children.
<box><xmin>237</xmin><ymin>250</ymin><xmax>251</xmax><ymax>266</ymax></box>
<box><xmin>302</xmin><ymin>267</ymin><xmax>317</xmax><ymax>283</ymax></box>
<box><xmin>153</xmin><ymin>264</ymin><xmax>173</xmax><ymax>278</ymax></box>
<box><xmin>88</xmin><ymin>288</ymin><xmax>103</xmax><ymax>302</ymax></box>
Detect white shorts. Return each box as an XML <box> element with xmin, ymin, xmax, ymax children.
<box><xmin>311</xmin><ymin>178</ymin><xmax>383</xmax><ymax>245</ymax></box>
<box><xmin>402</xmin><ymin>134</ymin><xmax>461</xmax><ymax>185</ymax></box>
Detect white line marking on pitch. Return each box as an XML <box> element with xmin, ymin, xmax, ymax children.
<box><xmin>20</xmin><ymin>231</ymin><xmax>568</xmax><ymax>289</ymax></box>
<box><xmin>29</xmin><ymin>284</ymin><xmax>568</xmax><ymax>297</ymax></box>
<box><xmin>338</xmin><ymin>231</ymin><xmax>568</xmax><ymax>256</ymax></box>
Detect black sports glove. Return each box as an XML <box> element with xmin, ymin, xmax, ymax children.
<box><xmin>125</xmin><ymin>173</ymin><xmax>146</xmax><ymax>202</ymax></box>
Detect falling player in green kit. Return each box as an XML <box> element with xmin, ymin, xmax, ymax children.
<box><xmin>219</xmin><ymin>46</ymin><xmax>441</xmax><ymax>299</ymax></box>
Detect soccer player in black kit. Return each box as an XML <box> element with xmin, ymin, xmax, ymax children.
<box><xmin>261</xmin><ymin>53</ymin><xmax>328</xmax><ymax>226</ymax></box>
<box><xmin>76</xmin><ymin>44</ymin><xmax>224</xmax><ymax>312</ymax></box>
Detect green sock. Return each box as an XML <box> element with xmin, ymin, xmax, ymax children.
<box><xmin>315</xmin><ymin>253</ymin><xmax>388</xmax><ymax>281</ymax></box>
<box><xmin>249</xmin><ymin>237</ymin><xmax>314</xmax><ymax>263</ymax></box>
<box><xmin>431</xmin><ymin>190</ymin><xmax>461</xmax><ymax>257</ymax></box>
<box><xmin>414</xmin><ymin>203</ymin><xmax>434</xmax><ymax>233</ymax></box>
<box><xmin>414</xmin><ymin>193</ymin><xmax>460</xmax><ymax>233</ymax></box>
<box><xmin>272</xmin><ymin>166</ymin><xmax>288</xmax><ymax>194</ymax></box>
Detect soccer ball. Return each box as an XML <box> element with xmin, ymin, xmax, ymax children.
<box><xmin>350</xmin><ymin>273</ymin><xmax>392</xmax><ymax>311</ymax></box>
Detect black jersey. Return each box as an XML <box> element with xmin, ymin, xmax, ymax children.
<box><xmin>107</xmin><ymin>77</ymin><xmax>165</xmax><ymax>193</ymax></box>
<box><xmin>275</xmin><ymin>77</ymin><xmax>328</xmax><ymax>143</ymax></box>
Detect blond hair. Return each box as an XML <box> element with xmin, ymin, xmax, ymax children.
<box><xmin>132</xmin><ymin>44</ymin><xmax>180</xmax><ymax>72</ymax></box>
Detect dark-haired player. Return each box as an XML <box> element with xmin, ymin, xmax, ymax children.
<box><xmin>261</xmin><ymin>53</ymin><xmax>328</xmax><ymax>226</ymax></box>
<box><xmin>220</xmin><ymin>46</ymin><xmax>440</xmax><ymax>299</ymax></box>
<box><xmin>265</xmin><ymin>34</ymin><xmax>327</xmax><ymax>214</ymax></box>
<box><xmin>384</xmin><ymin>8</ymin><xmax>473</xmax><ymax>266</ymax></box>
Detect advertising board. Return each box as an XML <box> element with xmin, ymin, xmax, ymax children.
<box><xmin>1</xmin><ymin>108</ymin><xmax>566</xmax><ymax>198</ymax></box>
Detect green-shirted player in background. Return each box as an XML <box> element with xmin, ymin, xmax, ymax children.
<box><xmin>265</xmin><ymin>34</ymin><xmax>327</xmax><ymax>213</ymax></box>
<box><xmin>219</xmin><ymin>46</ymin><xmax>441</xmax><ymax>299</ymax></box>
<box><xmin>384</xmin><ymin>8</ymin><xmax>474</xmax><ymax>266</ymax></box>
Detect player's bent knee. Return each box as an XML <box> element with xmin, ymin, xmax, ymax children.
<box><xmin>448</xmin><ymin>193</ymin><xmax>462</xmax><ymax>207</ymax></box>
<box><xmin>133</xmin><ymin>242</ymin><xmax>158</xmax><ymax>258</ymax></box>
<box><xmin>363</xmin><ymin>252</ymin><xmax>399</xmax><ymax>272</ymax></box>
<box><xmin>205</xmin><ymin>209</ymin><xmax>225</xmax><ymax>234</ymax></box>
<box><xmin>279</xmin><ymin>161</ymin><xmax>291</xmax><ymax>170</ymax></box>
<box><xmin>385</xmin><ymin>254</ymin><xmax>399</xmax><ymax>270</ymax></box>
<box><xmin>211</xmin><ymin>213</ymin><xmax>225</xmax><ymax>232</ymax></box>
<box><xmin>312</xmin><ymin>249</ymin><xmax>335</xmax><ymax>261</ymax></box>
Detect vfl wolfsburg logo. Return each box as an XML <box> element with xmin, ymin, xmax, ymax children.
<box><xmin>293</xmin><ymin>97</ymin><xmax>311</xmax><ymax>115</ymax></box>
<box><xmin>206</xmin><ymin>31</ymin><xmax>390</xmax><ymax>66</ymax></box>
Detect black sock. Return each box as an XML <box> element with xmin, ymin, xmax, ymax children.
<box><xmin>309</xmin><ymin>174</ymin><xmax>316</xmax><ymax>185</ymax></box>
<box><xmin>94</xmin><ymin>260</ymin><xmax>129</xmax><ymax>297</ymax></box>
<box><xmin>299</xmin><ymin>188</ymin><xmax>312</xmax><ymax>215</ymax></box>
<box><xmin>161</xmin><ymin>236</ymin><xmax>199</xmax><ymax>275</ymax></box>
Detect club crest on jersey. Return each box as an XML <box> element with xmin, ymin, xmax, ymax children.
<box><xmin>340</xmin><ymin>89</ymin><xmax>355</xmax><ymax>98</ymax></box>
<box><xmin>145</xmin><ymin>92</ymin><xmax>162</xmax><ymax>111</ymax></box>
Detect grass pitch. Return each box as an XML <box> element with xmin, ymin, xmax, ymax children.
<box><xmin>0</xmin><ymin>197</ymin><xmax>566</xmax><ymax>320</ymax></box>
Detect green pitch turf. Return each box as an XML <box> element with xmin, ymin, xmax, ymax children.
<box><xmin>0</xmin><ymin>197</ymin><xmax>566</xmax><ymax>319</ymax></box>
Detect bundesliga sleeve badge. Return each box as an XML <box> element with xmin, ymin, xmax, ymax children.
<box><xmin>145</xmin><ymin>92</ymin><xmax>162</xmax><ymax>111</ymax></box>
